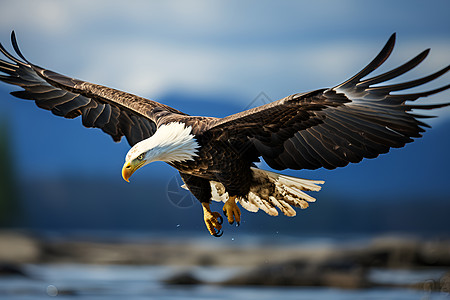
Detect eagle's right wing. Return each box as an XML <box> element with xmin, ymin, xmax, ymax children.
<box><xmin>207</xmin><ymin>34</ymin><xmax>449</xmax><ymax>171</ymax></box>
<box><xmin>0</xmin><ymin>31</ymin><xmax>187</xmax><ymax>146</ymax></box>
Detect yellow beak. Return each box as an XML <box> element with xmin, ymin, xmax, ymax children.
<box><xmin>122</xmin><ymin>160</ymin><xmax>145</xmax><ymax>182</ymax></box>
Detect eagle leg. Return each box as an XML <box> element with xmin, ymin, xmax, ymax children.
<box><xmin>222</xmin><ymin>196</ymin><xmax>241</xmax><ymax>226</ymax></box>
<box><xmin>202</xmin><ymin>202</ymin><xmax>223</xmax><ymax>237</ymax></box>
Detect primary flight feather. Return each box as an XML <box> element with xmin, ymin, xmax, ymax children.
<box><xmin>0</xmin><ymin>32</ymin><xmax>448</xmax><ymax>236</ymax></box>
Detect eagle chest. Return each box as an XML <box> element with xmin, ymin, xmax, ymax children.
<box><xmin>173</xmin><ymin>134</ymin><xmax>254</xmax><ymax>195</ymax></box>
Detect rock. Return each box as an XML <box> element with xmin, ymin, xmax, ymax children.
<box><xmin>163</xmin><ymin>272</ymin><xmax>203</xmax><ymax>285</ymax></box>
<box><xmin>0</xmin><ymin>231</ymin><xmax>41</xmax><ymax>263</ymax></box>
<box><xmin>322</xmin><ymin>270</ymin><xmax>369</xmax><ymax>289</ymax></box>
<box><xmin>0</xmin><ymin>263</ymin><xmax>27</xmax><ymax>277</ymax></box>
<box><xmin>364</xmin><ymin>236</ymin><xmax>450</xmax><ymax>268</ymax></box>
<box><xmin>222</xmin><ymin>259</ymin><xmax>370</xmax><ymax>289</ymax></box>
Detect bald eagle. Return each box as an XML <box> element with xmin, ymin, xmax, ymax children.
<box><xmin>0</xmin><ymin>32</ymin><xmax>448</xmax><ymax>237</ymax></box>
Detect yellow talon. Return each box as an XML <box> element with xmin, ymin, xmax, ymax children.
<box><xmin>223</xmin><ymin>196</ymin><xmax>241</xmax><ymax>225</ymax></box>
<box><xmin>202</xmin><ymin>202</ymin><xmax>223</xmax><ymax>237</ymax></box>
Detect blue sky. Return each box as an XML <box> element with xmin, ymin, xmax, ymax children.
<box><xmin>0</xmin><ymin>0</ymin><xmax>449</xmax><ymax>180</ymax></box>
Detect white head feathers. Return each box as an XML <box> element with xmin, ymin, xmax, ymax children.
<box><xmin>125</xmin><ymin>122</ymin><xmax>199</xmax><ymax>164</ymax></box>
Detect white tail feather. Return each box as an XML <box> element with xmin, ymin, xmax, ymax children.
<box><xmin>238</xmin><ymin>197</ymin><xmax>259</xmax><ymax>212</ymax></box>
<box><xmin>186</xmin><ymin>167</ymin><xmax>324</xmax><ymax>217</ymax></box>
<box><xmin>249</xmin><ymin>192</ymin><xmax>279</xmax><ymax>216</ymax></box>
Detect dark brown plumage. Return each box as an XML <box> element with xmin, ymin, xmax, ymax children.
<box><xmin>1</xmin><ymin>32</ymin><xmax>448</xmax><ymax>236</ymax></box>
<box><xmin>207</xmin><ymin>34</ymin><xmax>449</xmax><ymax>171</ymax></box>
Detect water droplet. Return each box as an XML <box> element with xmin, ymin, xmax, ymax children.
<box><xmin>46</xmin><ymin>285</ymin><xmax>58</xmax><ymax>297</ymax></box>
<box><xmin>176</xmin><ymin>224</ymin><xmax>180</xmax><ymax>228</ymax></box>
<box><xmin>231</xmin><ymin>237</ymin><xmax>235</xmax><ymax>241</ymax></box>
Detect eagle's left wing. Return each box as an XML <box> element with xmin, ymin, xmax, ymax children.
<box><xmin>0</xmin><ymin>31</ymin><xmax>187</xmax><ymax>147</ymax></box>
<box><xmin>207</xmin><ymin>34</ymin><xmax>449</xmax><ymax>171</ymax></box>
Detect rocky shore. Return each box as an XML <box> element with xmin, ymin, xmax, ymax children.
<box><xmin>1</xmin><ymin>230</ymin><xmax>449</xmax><ymax>291</ymax></box>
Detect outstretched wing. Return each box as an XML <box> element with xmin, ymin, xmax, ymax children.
<box><xmin>0</xmin><ymin>31</ymin><xmax>187</xmax><ymax>146</ymax></box>
<box><xmin>207</xmin><ymin>33</ymin><xmax>450</xmax><ymax>170</ymax></box>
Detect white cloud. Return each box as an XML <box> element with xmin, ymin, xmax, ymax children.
<box><xmin>0</xmin><ymin>0</ymin><xmax>448</xmax><ymax>114</ymax></box>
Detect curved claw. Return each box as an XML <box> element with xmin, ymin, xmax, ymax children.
<box><xmin>202</xmin><ymin>203</ymin><xmax>223</xmax><ymax>237</ymax></box>
<box><xmin>236</xmin><ymin>221</ymin><xmax>240</xmax><ymax>227</ymax></box>
<box><xmin>213</xmin><ymin>229</ymin><xmax>223</xmax><ymax>237</ymax></box>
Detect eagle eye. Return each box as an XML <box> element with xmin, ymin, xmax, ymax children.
<box><xmin>137</xmin><ymin>154</ymin><xmax>144</xmax><ymax>161</ymax></box>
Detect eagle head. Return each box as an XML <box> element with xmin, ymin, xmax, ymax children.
<box><xmin>122</xmin><ymin>122</ymin><xmax>199</xmax><ymax>182</ymax></box>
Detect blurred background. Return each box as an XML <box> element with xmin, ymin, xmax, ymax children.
<box><xmin>0</xmin><ymin>0</ymin><xmax>449</xmax><ymax>299</ymax></box>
